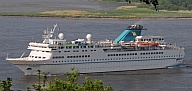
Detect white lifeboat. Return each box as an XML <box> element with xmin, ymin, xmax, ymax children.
<box><xmin>122</xmin><ymin>42</ymin><xmax>135</xmax><ymax>48</ymax></box>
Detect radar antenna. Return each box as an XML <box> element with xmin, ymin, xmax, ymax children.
<box><xmin>42</xmin><ymin>24</ymin><xmax>59</xmax><ymax>43</ymax></box>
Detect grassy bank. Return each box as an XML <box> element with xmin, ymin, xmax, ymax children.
<box><xmin>1</xmin><ymin>6</ymin><xmax>192</xmax><ymax>19</ymax></box>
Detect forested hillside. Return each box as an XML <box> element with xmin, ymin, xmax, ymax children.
<box><xmin>99</xmin><ymin>0</ymin><xmax>192</xmax><ymax>11</ymax></box>
<box><xmin>158</xmin><ymin>0</ymin><xmax>192</xmax><ymax>10</ymax></box>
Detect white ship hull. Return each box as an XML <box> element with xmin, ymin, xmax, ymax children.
<box><xmin>15</xmin><ymin>59</ymin><xmax>183</xmax><ymax>75</ymax></box>
<box><xmin>7</xmin><ymin>49</ymin><xmax>184</xmax><ymax>75</ymax></box>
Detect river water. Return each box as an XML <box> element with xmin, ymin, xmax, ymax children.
<box><xmin>1</xmin><ymin>17</ymin><xmax>192</xmax><ymax>91</ymax></box>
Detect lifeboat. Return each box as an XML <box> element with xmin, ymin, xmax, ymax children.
<box><xmin>137</xmin><ymin>42</ymin><xmax>149</xmax><ymax>47</ymax></box>
<box><xmin>122</xmin><ymin>42</ymin><xmax>135</xmax><ymax>48</ymax></box>
<box><xmin>150</xmin><ymin>42</ymin><xmax>159</xmax><ymax>47</ymax></box>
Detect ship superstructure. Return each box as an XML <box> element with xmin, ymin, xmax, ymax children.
<box><xmin>6</xmin><ymin>24</ymin><xmax>185</xmax><ymax>75</ymax></box>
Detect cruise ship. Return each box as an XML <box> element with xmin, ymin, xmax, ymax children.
<box><xmin>6</xmin><ymin>24</ymin><xmax>185</xmax><ymax>75</ymax></box>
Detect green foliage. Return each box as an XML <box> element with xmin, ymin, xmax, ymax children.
<box><xmin>99</xmin><ymin>0</ymin><xmax>192</xmax><ymax>11</ymax></box>
<box><xmin>157</xmin><ymin>0</ymin><xmax>192</xmax><ymax>11</ymax></box>
<box><xmin>0</xmin><ymin>77</ymin><xmax>12</xmax><ymax>91</ymax></box>
<box><xmin>139</xmin><ymin>0</ymin><xmax>192</xmax><ymax>11</ymax></box>
<box><xmin>97</xmin><ymin>0</ymin><xmax>125</xmax><ymax>2</ymax></box>
<box><xmin>0</xmin><ymin>68</ymin><xmax>114</xmax><ymax>91</ymax></box>
<box><xmin>32</xmin><ymin>68</ymin><xmax>114</xmax><ymax>91</ymax></box>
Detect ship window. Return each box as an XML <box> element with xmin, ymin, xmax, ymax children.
<box><xmin>43</xmin><ymin>57</ymin><xmax>46</xmax><ymax>59</ymax></box>
<box><xmin>149</xmin><ymin>39</ymin><xmax>151</xmax><ymax>41</ymax></box>
<box><xmin>76</xmin><ymin>46</ymin><xmax>79</xmax><ymax>49</ymax></box>
<box><xmin>26</xmin><ymin>68</ymin><xmax>32</xmax><ymax>70</ymax></box>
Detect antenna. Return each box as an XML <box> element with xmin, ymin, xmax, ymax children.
<box><xmin>20</xmin><ymin>52</ymin><xmax>25</xmax><ymax>58</ymax></box>
<box><xmin>6</xmin><ymin>54</ymin><xmax>9</xmax><ymax>59</ymax></box>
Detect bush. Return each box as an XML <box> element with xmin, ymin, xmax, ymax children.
<box><xmin>31</xmin><ymin>68</ymin><xmax>114</xmax><ymax>91</ymax></box>
<box><xmin>0</xmin><ymin>77</ymin><xmax>12</xmax><ymax>91</ymax></box>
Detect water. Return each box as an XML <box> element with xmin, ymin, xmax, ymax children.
<box><xmin>1</xmin><ymin>17</ymin><xmax>192</xmax><ymax>91</ymax></box>
<box><xmin>0</xmin><ymin>0</ymin><xmax>127</xmax><ymax>12</ymax></box>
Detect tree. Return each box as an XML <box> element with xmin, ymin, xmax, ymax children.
<box><xmin>32</xmin><ymin>68</ymin><xmax>114</xmax><ymax>91</ymax></box>
<box><xmin>0</xmin><ymin>68</ymin><xmax>115</xmax><ymax>91</ymax></box>
<box><xmin>140</xmin><ymin>0</ymin><xmax>159</xmax><ymax>11</ymax></box>
<box><xmin>0</xmin><ymin>77</ymin><xmax>12</xmax><ymax>91</ymax></box>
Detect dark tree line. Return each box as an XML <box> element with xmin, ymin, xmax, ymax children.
<box><xmin>158</xmin><ymin>0</ymin><xmax>192</xmax><ymax>11</ymax></box>
<box><xmin>125</xmin><ymin>0</ymin><xmax>158</xmax><ymax>11</ymax></box>
<box><xmin>104</xmin><ymin>0</ymin><xmax>192</xmax><ymax>11</ymax></box>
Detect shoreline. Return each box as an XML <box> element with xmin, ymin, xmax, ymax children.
<box><xmin>1</xmin><ymin>5</ymin><xmax>192</xmax><ymax>20</ymax></box>
<box><xmin>1</xmin><ymin>15</ymin><xmax>192</xmax><ymax>20</ymax></box>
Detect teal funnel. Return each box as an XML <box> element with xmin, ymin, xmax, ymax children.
<box><xmin>114</xmin><ymin>24</ymin><xmax>144</xmax><ymax>43</ymax></box>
